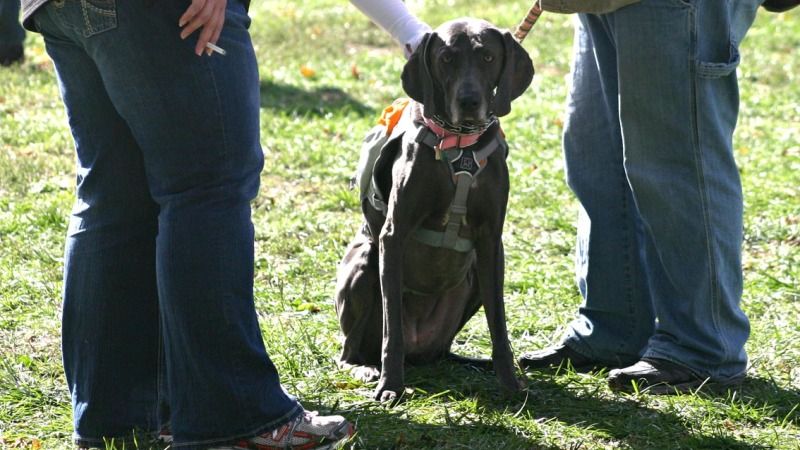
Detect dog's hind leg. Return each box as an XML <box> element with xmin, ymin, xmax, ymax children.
<box><xmin>335</xmin><ymin>229</ymin><xmax>383</xmax><ymax>381</ymax></box>
<box><xmin>446</xmin><ymin>273</ymin><xmax>493</xmax><ymax>370</ymax></box>
<box><xmin>475</xmin><ymin>237</ymin><xmax>521</xmax><ymax>391</ymax></box>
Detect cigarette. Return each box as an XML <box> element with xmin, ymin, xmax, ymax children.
<box><xmin>205</xmin><ymin>42</ymin><xmax>226</xmax><ymax>56</ymax></box>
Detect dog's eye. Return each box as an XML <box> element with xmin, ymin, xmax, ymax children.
<box><xmin>483</xmin><ymin>55</ymin><xmax>495</xmax><ymax>63</ymax></box>
<box><xmin>441</xmin><ymin>54</ymin><xmax>453</xmax><ymax>64</ymax></box>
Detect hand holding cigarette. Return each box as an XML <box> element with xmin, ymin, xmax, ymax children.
<box><xmin>205</xmin><ymin>42</ymin><xmax>226</xmax><ymax>56</ymax></box>
<box><xmin>179</xmin><ymin>0</ymin><xmax>228</xmax><ymax>56</ymax></box>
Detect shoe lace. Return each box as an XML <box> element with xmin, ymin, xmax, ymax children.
<box><xmin>271</xmin><ymin>411</ymin><xmax>315</xmax><ymax>440</ymax></box>
<box><xmin>302</xmin><ymin>410</ymin><xmax>319</xmax><ymax>423</ymax></box>
<box><xmin>271</xmin><ymin>424</ymin><xmax>285</xmax><ymax>440</ymax></box>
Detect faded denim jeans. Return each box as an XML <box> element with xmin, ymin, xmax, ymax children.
<box><xmin>32</xmin><ymin>0</ymin><xmax>301</xmax><ymax>447</ymax></box>
<box><xmin>559</xmin><ymin>0</ymin><xmax>761</xmax><ymax>380</ymax></box>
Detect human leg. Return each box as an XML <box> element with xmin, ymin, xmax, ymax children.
<box><xmin>34</xmin><ymin>0</ymin><xmax>308</xmax><ymax>446</ymax></box>
<box><xmin>34</xmin><ymin>5</ymin><xmax>163</xmax><ymax>446</ymax></box>
<box><xmin>520</xmin><ymin>14</ymin><xmax>653</xmax><ymax>371</ymax></box>
<box><xmin>607</xmin><ymin>0</ymin><xmax>756</xmax><ymax>384</ymax></box>
<box><xmin>82</xmin><ymin>1</ymin><xmax>304</xmax><ymax>445</ymax></box>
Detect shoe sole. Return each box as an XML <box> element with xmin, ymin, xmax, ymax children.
<box><xmin>181</xmin><ymin>421</ymin><xmax>355</xmax><ymax>450</ymax></box>
<box><xmin>609</xmin><ymin>376</ymin><xmax>745</xmax><ymax>395</ymax></box>
<box><xmin>519</xmin><ymin>359</ymin><xmax>625</xmax><ymax>374</ymax></box>
<box><xmin>295</xmin><ymin>421</ymin><xmax>355</xmax><ymax>450</ymax></box>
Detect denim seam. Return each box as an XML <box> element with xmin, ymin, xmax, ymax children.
<box><xmin>686</xmin><ymin>5</ymin><xmax>729</xmax><ymax>362</ymax></box>
<box><xmin>204</xmin><ymin>55</ymin><xmax>229</xmax><ymax>159</ymax></box>
<box><xmin>172</xmin><ymin>402</ymin><xmax>303</xmax><ymax>448</ymax></box>
<box><xmin>80</xmin><ymin>0</ymin><xmax>91</xmax><ymax>34</ymax></box>
<box><xmin>618</xmin><ymin>160</ymin><xmax>635</xmax><ymax>354</ymax></box>
<box><xmin>83</xmin><ymin>1</ymin><xmax>116</xmax><ymax>16</ymax></box>
<box><xmin>156</xmin><ymin>316</ymin><xmax>166</xmax><ymax>433</ymax></box>
<box><xmin>608</xmin><ymin>11</ymin><xmax>635</xmax><ymax>355</ymax></box>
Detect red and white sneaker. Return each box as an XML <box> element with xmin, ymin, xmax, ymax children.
<box><xmin>210</xmin><ymin>410</ymin><xmax>354</xmax><ymax>450</ymax></box>
<box><xmin>157</xmin><ymin>425</ymin><xmax>173</xmax><ymax>444</ymax></box>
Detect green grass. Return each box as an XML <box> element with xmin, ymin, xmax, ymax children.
<box><xmin>1</xmin><ymin>1</ymin><xmax>799</xmax><ymax>448</ymax></box>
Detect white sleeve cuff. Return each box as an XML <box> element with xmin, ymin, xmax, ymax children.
<box><xmin>350</xmin><ymin>0</ymin><xmax>432</xmax><ymax>56</ymax></box>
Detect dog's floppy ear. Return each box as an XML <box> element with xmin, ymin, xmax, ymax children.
<box><xmin>401</xmin><ymin>32</ymin><xmax>438</xmax><ymax>118</ymax></box>
<box><xmin>492</xmin><ymin>31</ymin><xmax>534</xmax><ymax>117</ymax></box>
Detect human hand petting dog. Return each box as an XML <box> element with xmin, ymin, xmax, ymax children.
<box><xmin>179</xmin><ymin>0</ymin><xmax>227</xmax><ymax>56</ymax></box>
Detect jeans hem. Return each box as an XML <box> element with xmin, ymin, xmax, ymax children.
<box><xmin>561</xmin><ymin>336</ymin><xmax>637</xmax><ymax>367</ymax></box>
<box><xmin>643</xmin><ymin>349</ymin><xmax>746</xmax><ymax>382</ymax></box>
<box><xmin>170</xmin><ymin>402</ymin><xmax>303</xmax><ymax>449</ymax></box>
<box><xmin>73</xmin><ymin>429</ymin><xmax>158</xmax><ymax>448</ymax></box>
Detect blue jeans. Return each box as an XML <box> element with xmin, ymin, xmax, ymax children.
<box><xmin>0</xmin><ymin>0</ymin><xmax>24</xmax><ymax>46</ymax></box>
<box><xmin>32</xmin><ymin>1</ymin><xmax>301</xmax><ymax>447</ymax></box>
<box><xmin>560</xmin><ymin>0</ymin><xmax>760</xmax><ymax>380</ymax></box>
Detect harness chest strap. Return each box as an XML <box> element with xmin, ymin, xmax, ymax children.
<box><xmin>440</xmin><ymin>172</ymin><xmax>473</xmax><ymax>250</ymax></box>
<box><xmin>411</xmin><ymin>124</ymin><xmax>506</xmax><ymax>252</ymax></box>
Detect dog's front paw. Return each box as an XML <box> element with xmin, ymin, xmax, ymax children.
<box><xmin>497</xmin><ymin>368</ymin><xmax>524</xmax><ymax>392</ymax></box>
<box><xmin>373</xmin><ymin>379</ymin><xmax>403</xmax><ymax>403</ymax></box>
<box><xmin>375</xmin><ymin>388</ymin><xmax>399</xmax><ymax>403</ymax></box>
<box><xmin>502</xmin><ymin>375</ymin><xmax>526</xmax><ymax>392</ymax></box>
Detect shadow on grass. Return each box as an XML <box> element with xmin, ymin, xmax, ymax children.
<box><xmin>259</xmin><ymin>79</ymin><xmax>375</xmax><ymax>117</ymax></box>
<box><xmin>304</xmin><ymin>398</ymin><xmax>561</xmax><ymax>450</ymax></box>
<box><xmin>713</xmin><ymin>375</ymin><xmax>800</xmax><ymax>427</ymax></box>
<box><xmin>326</xmin><ymin>361</ymin><xmax>791</xmax><ymax>449</ymax></box>
<box><xmin>505</xmin><ymin>375</ymin><xmax>769</xmax><ymax>450</ymax></box>
<box><xmin>39</xmin><ymin>371</ymin><xmax>798</xmax><ymax>449</ymax></box>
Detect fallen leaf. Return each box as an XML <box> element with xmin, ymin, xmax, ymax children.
<box><xmin>300</xmin><ymin>65</ymin><xmax>316</xmax><ymax>78</ymax></box>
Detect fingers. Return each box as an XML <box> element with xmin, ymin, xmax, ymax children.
<box><xmin>208</xmin><ymin>23</ymin><xmax>223</xmax><ymax>55</ymax></box>
<box><xmin>179</xmin><ymin>0</ymin><xmax>228</xmax><ymax>56</ymax></box>
<box><xmin>178</xmin><ymin>0</ymin><xmax>204</xmax><ymax>29</ymax></box>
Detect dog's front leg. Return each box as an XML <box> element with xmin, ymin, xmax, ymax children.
<box><xmin>475</xmin><ymin>236</ymin><xmax>521</xmax><ymax>391</ymax></box>
<box><xmin>375</xmin><ymin>216</ymin><xmax>406</xmax><ymax>402</ymax></box>
<box><xmin>373</xmin><ymin>150</ymin><xmax>430</xmax><ymax>403</ymax></box>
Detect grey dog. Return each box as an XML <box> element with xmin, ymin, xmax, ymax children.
<box><xmin>335</xmin><ymin>18</ymin><xmax>534</xmax><ymax>402</ymax></box>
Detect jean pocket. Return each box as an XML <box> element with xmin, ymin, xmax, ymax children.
<box><xmin>81</xmin><ymin>0</ymin><xmax>117</xmax><ymax>38</ymax></box>
<box><xmin>697</xmin><ymin>43</ymin><xmax>740</xmax><ymax>79</ymax></box>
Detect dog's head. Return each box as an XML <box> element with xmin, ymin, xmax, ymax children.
<box><xmin>401</xmin><ymin>18</ymin><xmax>534</xmax><ymax>125</ymax></box>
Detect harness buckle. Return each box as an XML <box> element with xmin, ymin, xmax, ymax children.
<box><xmin>450</xmin><ymin>205</ymin><xmax>468</xmax><ymax>216</ymax></box>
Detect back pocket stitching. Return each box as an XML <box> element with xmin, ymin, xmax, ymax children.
<box><xmin>81</xmin><ymin>0</ymin><xmax>117</xmax><ymax>37</ymax></box>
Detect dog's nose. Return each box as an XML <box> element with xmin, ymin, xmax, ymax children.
<box><xmin>457</xmin><ymin>92</ymin><xmax>481</xmax><ymax>113</ymax></box>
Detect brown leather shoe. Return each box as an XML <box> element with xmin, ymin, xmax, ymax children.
<box><xmin>607</xmin><ymin>357</ymin><xmax>744</xmax><ymax>394</ymax></box>
<box><xmin>518</xmin><ymin>344</ymin><xmax>632</xmax><ymax>373</ymax></box>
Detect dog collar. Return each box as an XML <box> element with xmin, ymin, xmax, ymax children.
<box><xmin>423</xmin><ymin>116</ymin><xmax>486</xmax><ymax>150</ymax></box>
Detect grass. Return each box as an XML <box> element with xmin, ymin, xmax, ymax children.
<box><xmin>1</xmin><ymin>1</ymin><xmax>798</xmax><ymax>448</ymax></box>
